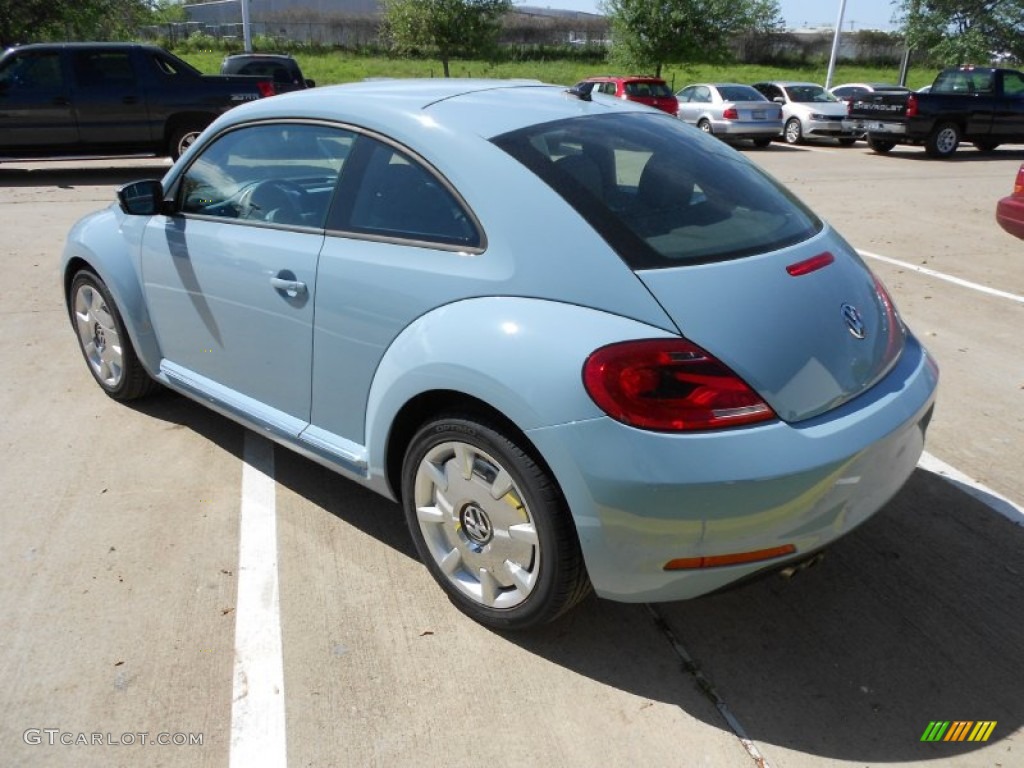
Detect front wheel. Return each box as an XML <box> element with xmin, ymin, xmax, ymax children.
<box><xmin>925</xmin><ymin>122</ymin><xmax>961</xmax><ymax>158</ymax></box>
<box><xmin>401</xmin><ymin>414</ymin><xmax>591</xmax><ymax>630</ymax></box>
<box><xmin>69</xmin><ymin>271</ymin><xmax>155</xmax><ymax>401</ymax></box>
<box><xmin>784</xmin><ymin>118</ymin><xmax>804</xmax><ymax>145</ymax></box>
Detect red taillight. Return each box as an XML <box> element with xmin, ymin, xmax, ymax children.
<box><xmin>722</xmin><ymin>107</ymin><xmax>739</xmax><ymax>120</ymax></box>
<box><xmin>257</xmin><ymin>81</ymin><xmax>276</xmax><ymax>98</ymax></box>
<box><xmin>786</xmin><ymin>251</ymin><xmax>834</xmax><ymax>276</ymax></box>
<box><xmin>906</xmin><ymin>93</ymin><xmax>918</xmax><ymax>117</ymax></box>
<box><xmin>582</xmin><ymin>339</ymin><xmax>776</xmax><ymax>431</ymax></box>
<box><xmin>1013</xmin><ymin>164</ymin><xmax>1024</xmax><ymax>197</ymax></box>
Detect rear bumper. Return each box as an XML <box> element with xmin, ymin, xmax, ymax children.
<box><xmin>712</xmin><ymin>119</ymin><xmax>782</xmax><ymax>138</ymax></box>
<box><xmin>527</xmin><ymin>334</ymin><xmax>938</xmax><ymax>603</ymax></box>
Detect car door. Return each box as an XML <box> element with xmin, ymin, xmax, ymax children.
<box><xmin>0</xmin><ymin>49</ymin><xmax>77</xmax><ymax>150</ymax></box>
<box><xmin>140</xmin><ymin>121</ymin><xmax>352</xmax><ymax>432</ymax></box>
<box><xmin>71</xmin><ymin>49</ymin><xmax>152</xmax><ymax>146</ymax></box>
<box><xmin>993</xmin><ymin>70</ymin><xmax>1024</xmax><ymax>142</ymax></box>
<box><xmin>676</xmin><ymin>86</ymin><xmax>697</xmax><ymax>123</ymax></box>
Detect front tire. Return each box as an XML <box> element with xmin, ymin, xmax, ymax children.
<box><xmin>69</xmin><ymin>270</ymin><xmax>155</xmax><ymax>401</ymax></box>
<box><xmin>401</xmin><ymin>414</ymin><xmax>591</xmax><ymax>630</ymax></box>
<box><xmin>784</xmin><ymin>118</ymin><xmax>804</xmax><ymax>145</ymax></box>
<box><xmin>925</xmin><ymin>122</ymin><xmax>961</xmax><ymax>158</ymax></box>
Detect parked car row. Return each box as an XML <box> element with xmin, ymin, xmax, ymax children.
<box><xmin>570</xmin><ymin>74</ymin><xmax>909</xmax><ymax>148</ymax></box>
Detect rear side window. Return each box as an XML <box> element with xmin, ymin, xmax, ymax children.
<box><xmin>492</xmin><ymin>112</ymin><xmax>821</xmax><ymax>268</ymax></box>
<box><xmin>625</xmin><ymin>81</ymin><xmax>672</xmax><ymax>98</ymax></box>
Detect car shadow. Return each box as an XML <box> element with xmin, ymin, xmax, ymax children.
<box><xmin>862</xmin><ymin>146</ymin><xmax>1024</xmax><ymax>162</ymax></box>
<box><xmin>127</xmin><ymin>392</ymin><xmax>1023</xmax><ymax>761</ymax></box>
<box><xmin>0</xmin><ymin>160</ymin><xmax>169</xmax><ymax>188</ymax></box>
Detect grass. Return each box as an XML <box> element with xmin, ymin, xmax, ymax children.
<box><xmin>181</xmin><ymin>50</ymin><xmax>938</xmax><ymax>91</ymax></box>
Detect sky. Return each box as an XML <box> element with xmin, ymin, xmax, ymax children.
<box><xmin>531</xmin><ymin>0</ymin><xmax>901</xmax><ymax>31</ymax></box>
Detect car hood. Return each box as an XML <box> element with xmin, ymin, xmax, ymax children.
<box><xmin>635</xmin><ymin>227</ymin><xmax>905</xmax><ymax>423</ymax></box>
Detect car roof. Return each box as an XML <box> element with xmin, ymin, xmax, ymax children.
<box><xmin>758</xmin><ymin>81</ymin><xmax>822</xmax><ymax>88</ymax></box>
<box><xmin>583</xmin><ymin>75</ymin><xmax>667</xmax><ymax>83</ymax></box>
<box><xmin>209</xmin><ymin>79</ymin><xmax>656</xmax><ymax>148</ymax></box>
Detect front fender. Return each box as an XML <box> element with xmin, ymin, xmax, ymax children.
<box><xmin>62</xmin><ymin>206</ymin><xmax>162</xmax><ymax>376</ymax></box>
<box><xmin>363</xmin><ymin>297</ymin><xmax>676</xmax><ymax>477</ymax></box>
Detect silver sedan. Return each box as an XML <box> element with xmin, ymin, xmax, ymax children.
<box><xmin>675</xmin><ymin>83</ymin><xmax>783</xmax><ymax>147</ymax></box>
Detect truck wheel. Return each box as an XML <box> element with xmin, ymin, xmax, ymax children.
<box><xmin>867</xmin><ymin>137</ymin><xmax>896</xmax><ymax>154</ymax></box>
<box><xmin>784</xmin><ymin>118</ymin><xmax>804</xmax><ymax>145</ymax></box>
<box><xmin>925</xmin><ymin>122</ymin><xmax>960</xmax><ymax>159</ymax></box>
<box><xmin>169</xmin><ymin>125</ymin><xmax>204</xmax><ymax>161</ymax></box>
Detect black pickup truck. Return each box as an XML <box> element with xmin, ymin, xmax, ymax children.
<box><xmin>0</xmin><ymin>42</ymin><xmax>275</xmax><ymax>162</ymax></box>
<box><xmin>845</xmin><ymin>66</ymin><xmax>1024</xmax><ymax>158</ymax></box>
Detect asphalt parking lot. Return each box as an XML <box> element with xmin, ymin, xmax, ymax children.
<box><xmin>2</xmin><ymin>139</ymin><xmax>1022</xmax><ymax>768</ymax></box>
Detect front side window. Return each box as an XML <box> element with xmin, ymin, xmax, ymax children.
<box><xmin>73</xmin><ymin>51</ymin><xmax>135</xmax><ymax>89</ymax></box>
<box><xmin>0</xmin><ymin>52</ymin><xmax>63</xmax><ymax>93</ymax></box>
<box><xmin>492</xmin><ymin>112</ymin><xmax>821</xmax><ymax>268</ymax></box>
<box><xmin>177</xmin><ymin>122</ymin><xmax>352</xmax><ymax>228</ymax></box>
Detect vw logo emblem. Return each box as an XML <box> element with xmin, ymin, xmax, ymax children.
<box><xmin>461</xmin><ymin>504</ymin><xmax>493</xmax><ymax>545</ymax></box>
<box><xmin>841</xmin><ymin>303</ymin><xmax>866</xmax><ymax>339</ymax></box>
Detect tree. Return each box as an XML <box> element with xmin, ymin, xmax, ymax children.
<box><xmin>384</xmin><ymin>0</ymin><xmax>512</xmax><ymax>78</ymax></box>
<box><xmin>897</xmin><ymin>0</ymin><xmax>1024</xmax><ymax>65</ymax></box>
<box><xmin>0</xmin><ymin>0</ymin><xmax>152</xmax><ymax>48</ymax></box>
<box><xmin>603</xmin><ymin>0</ymin><xmax>782</xmax><ymax>77</ymax></box>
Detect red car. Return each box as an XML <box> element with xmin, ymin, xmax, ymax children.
<box><xmin>571</xmin><ymin>75</ymin><xmax>679</xmax><ymax>115</ymax></box>
<box><xmin>996</xmin><ymin>163</ymin><xmax>1024</xmax><ymax>239</ymax></box>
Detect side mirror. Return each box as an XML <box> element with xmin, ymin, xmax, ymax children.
<box><xmin>117</xmin><ymin>180</ymin><xmax>167</xmax><ymax>216</ymax></box>
<box><xmin>773</xmin><ymin>96</ymin><xmax>785</xmax><ymax>104</ymax></box>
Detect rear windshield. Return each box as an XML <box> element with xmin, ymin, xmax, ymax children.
<box><xmin>932</xmin><ymin>69</ymin><xmax>995</xmax><ymax>94</ymax></box>
<box><xmin>717</xmin><ymin>85</ymin><xmax>766</xmax><ymax>102</ymax></box>
<box><xmin>625</xmin><ymin>81</ymin><xmax>673</xmax><ymax>98</ymax></box>
<box><xmin>492</xmin><ymin>112</ymin><xmax>821</xmax><ymax>268</ymax></box>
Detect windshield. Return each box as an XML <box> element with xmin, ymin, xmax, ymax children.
<box><xmin>784</xmin><ymin>85</ymin><xmax>838</xmax><ymax>103</ymax></box>
<box><xmin>492</xmin><ymin>113</ymin><xmax>821</xmax><ymax>269</ymax></box>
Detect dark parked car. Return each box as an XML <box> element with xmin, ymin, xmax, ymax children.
<box><xmin>220</xmin><ymin>53</ymin><xmax>314</xmax><ymax>93</ymax></box>
<box><xmin>0</xmin><ymin>42</ymin><xmax>274</xmax><ymax>161</ymax></box>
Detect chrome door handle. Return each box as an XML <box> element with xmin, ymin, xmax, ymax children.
<box><xmin>270</xmin><ymin>276</ymin><xmax>307</xmax><ymax>298</ymax></box>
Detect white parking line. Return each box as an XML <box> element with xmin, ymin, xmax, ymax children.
<box><xmin>918</xmin><ymin>451</ymin><xmax>1024</xmax><ymax>528</ymax></box>
<box><xmin>860</xmin><ymin>249</ymin><xmax>1024</xmax><ymax>305</ymax></box>
<box><xmin>230</xmin><ymin>432</ymin><xmax>288</xmax><ymax>768</ymax></box>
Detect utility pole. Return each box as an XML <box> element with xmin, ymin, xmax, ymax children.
<box><xmin>825</xmin><ymin>0</ymin><xmax>848</xmax><ymax>90</ymax></box>
<box><xmin>241</xmin><ymin>0</ymin><xmax>253</xmax><ymax>52</ymax></box>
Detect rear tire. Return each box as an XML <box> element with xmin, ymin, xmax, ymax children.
<box><xmin>868</xmin><ymin>137</ymin><xmax>896</xmax><ymax>153</ymax></box>
<box><xmin>925</xmin><ymin>122</ymin><xmax>961</xmax><ymax>158</ymax></box>
<box><xmin>168</xmin><ymin>124</ymin><xmax>205</xmax><ymax>161</ymax></box>
<box><xmin>401</xmin><ymin>413</ymin><xmax>591</xmax><ymax>630</ymax></box>
<box><xmin>69</xmin><ymin>270</ymin><xmax>155</xmax><ymax>401</ymax></box>
<box><xmin>697</xmin><ymin>119</ymin><xmax>713</xmax><ymax>135</ymax></box>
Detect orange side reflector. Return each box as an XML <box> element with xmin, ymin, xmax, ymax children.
<box><xmin>664</xmin><ymin>544</ymin><xmax>797</xmax><ymax>570</ymax></box>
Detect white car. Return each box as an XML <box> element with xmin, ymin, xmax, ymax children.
<box><xmin>752</xmin><ymin>81</ymin><xmax>858</xmax><ymax>145</ymax></box>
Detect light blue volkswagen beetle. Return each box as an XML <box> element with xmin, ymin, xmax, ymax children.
<box><xmin>62</xmin><ymin>79</ymin><xmax>938</xmax><ymax>629</ymax></box>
